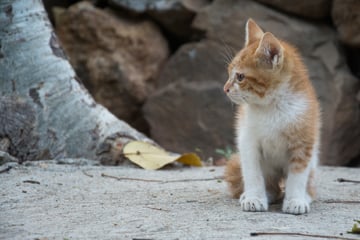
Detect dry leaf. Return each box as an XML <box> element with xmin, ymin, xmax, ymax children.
<box><xmin>176</xmin><ymin>153</ymin><xmax>202</xmax><ymax>167</ymax></box>
<box><xmin>122</xmin><ymin>141</ymin><xmax>202</xmax><ymax>170</ymax></box>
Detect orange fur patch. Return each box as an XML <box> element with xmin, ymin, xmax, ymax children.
<box><xmin>224</xmin><ymin>155</ymin><xmax>243</xmax><ymax>199</ymax></box>
<box><xmin>266</xmin><ymin>176</ymin><xmax>285</xmax><ymax>203</ymax></box>
<box><xmin>307</xmin><ymin>169</ymin><xmax>316</xmax><ymax>199</ymax></box>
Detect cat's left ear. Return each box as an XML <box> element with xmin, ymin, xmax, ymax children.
<box><xmin>255</xmin><ymin>32</ymin><xmax>284</xmax><ymax>69</ymax></box>
<box><xmin>245</xmin><ymin>18</ymin><xmax>264</xmax><ymax>47</ymax></box>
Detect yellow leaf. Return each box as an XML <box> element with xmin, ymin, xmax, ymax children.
<box><xmin>122</xmin><ymin>141</ymin><xmax>202</xmax><ymax>170</ymax></box>
<box><xmin>176</xmin><ymin>153</ymin><xmax>203</xmax><ymax>167</ymax></box>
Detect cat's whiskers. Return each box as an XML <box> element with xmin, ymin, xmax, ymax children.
<box><xmin>218</xmin><ymin>38</ymin><xmax>235</xmax><ymax>66</ymax></box>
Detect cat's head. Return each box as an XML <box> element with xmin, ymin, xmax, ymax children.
<box><xmin>224</xmin><ymin>19</ymin><xmax>287</xmax><ymax>105</ymax></box>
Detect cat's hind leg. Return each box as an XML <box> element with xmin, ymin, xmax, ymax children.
<box><xmin>224</xmin><ymin>155</ymin><xmax>244</xmax><ymax>199</ymax></box>
<box><xmin>266</xmin><ymin>176</ymin><xmax>284</xmax><ymax>204</ymax></box>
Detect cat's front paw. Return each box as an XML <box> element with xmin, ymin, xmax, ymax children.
<box><xmin>282</xmin><ymin>198</ymin><xmax>310</xmax><ymax>215</ymax></box>
<box><xmin>239</xmin><ymin>192</ymin><xmax>268</xmax><ymax>212</ymax></box>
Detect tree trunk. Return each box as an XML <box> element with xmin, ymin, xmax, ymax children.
<box><xmin>0</xmin><ymin>0</ymin><xmax>152</xmax><ymax>165</ymax></box>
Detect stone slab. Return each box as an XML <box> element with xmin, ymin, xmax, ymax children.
<box><xmin>1</xmin><ymin>162</ymin><xmax>359</xmax><ymax>240</ymax></box>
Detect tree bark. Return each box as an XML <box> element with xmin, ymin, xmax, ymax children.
<box><xmin>0</xmin><ymin>0</ymin><xmax>152</xmax><ymax>164</ymax></box>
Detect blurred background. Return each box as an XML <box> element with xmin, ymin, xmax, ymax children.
<box><xmin>43</xmin><ymin>0</ymin><xmax>360</xmax><ymax>167</ymax></box>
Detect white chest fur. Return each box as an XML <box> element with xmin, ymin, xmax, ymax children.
<box><xmin>236</xmin><ymin>91</ymin><xmax>309</xmax><ymax>173</ymax></box>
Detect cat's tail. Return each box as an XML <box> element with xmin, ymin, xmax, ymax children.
<box><xmin>224</xmin><ymin>154</ymin><xmax>243</xmax><ymax>199</ymax></box>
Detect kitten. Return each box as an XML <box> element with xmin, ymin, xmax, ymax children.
<box><xmin>223</xmin><ymin>19</ymin><xmax>321</xmax><ymax>215</ymax></box>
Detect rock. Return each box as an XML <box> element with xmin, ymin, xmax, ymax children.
<box><xmin>143</xmin><ymin>40</ymin><xmax>235</xmax><ymax>160</ymax></box>
<box><xmin>344</xmin><ymin>47</ymin><xmax>360</xmax><ymax>80</ymax></box>
<box><xmin>176</xmin><ymin>0</ymin><xmax>360</xmax><ymax>165</ymax></box>
<box><xmin>254</xmin><ymin>0</ymin><xmax>331</xmax><ymax>19</ymax></box>
<box><xmin>55</xmin><ymin>1</ymin><xmax>169</xmax><ymax>131</ymax></box>
<box><xmin>332</xmin><ymin>0</ymin><xmax>360</xmax><ymax>47</ymax></box>
<box><xmin>43</xmin><ymin>0</ymin><xmax>74</xmax><ymax>23</ymax></box>
<box><xmin>108</xmin><ymin>0</ymin><xmax>210</xmax><ymax>39</ymax></box>
<box><xmin>109</xmin><ymin>0</ymin><xmax>209</xmax><ymax>13</ymax></box>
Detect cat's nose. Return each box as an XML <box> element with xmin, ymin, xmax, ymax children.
<box><xmin>223</xmin><ymin>82</ymin><xmax>231</xmax><ymax>93</ymax></box>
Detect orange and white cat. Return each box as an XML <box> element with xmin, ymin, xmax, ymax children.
<box><xmin>223</xmin><ymin>19</ymin><xmax>321</xmax><ymax>215</ymax></box>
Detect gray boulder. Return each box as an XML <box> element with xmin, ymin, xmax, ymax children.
<box><xmin>332</xmin><ymin>0</ymin><xmax>360</xmax><ymax>47</ymax></box>
<box><xmin>108</xmin><ymin>0</ymin><xmax>210</xmax><ymax>39</ymax></box>
<box><xmin>143</xmin><ymin>40</ymin><xmax>235</xmax><ymax>160</ymax></box>
<box><xmin>193</xmin><ymin>0</ymin><xmax>360</xmax><ymax>166</ymax></box>
<box><xmin>55</xmin><ymin>2</ymin><xmax>169</xmax><ymax>131</ymax></box>
<box><xmin>255</xmin><ymin>0</ymin><xmax>331</xmax><ymax>19</ymax></box>
<box><xmin>145</xmin><ymin>0</ymin><xmax>359</xmax><ymax>165</ymax></box>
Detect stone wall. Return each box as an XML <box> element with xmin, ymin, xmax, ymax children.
<box><xmin>50</xmin><ymin>0</ymin><xmax>360</xmax><ymax>166</ymax></box>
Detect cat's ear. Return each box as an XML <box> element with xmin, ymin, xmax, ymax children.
<box><xmin>255</xmin><ymin>32</ymin><xmax>284</xmax><ymax>69</ymax></box>
<box><xmin>245</xmin><ymin>18</ymin><xmax>264</xmax><ymax>47</ymax></box>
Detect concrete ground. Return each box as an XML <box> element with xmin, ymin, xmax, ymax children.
<box><xmin>1</xmin><ymin>161</ymin><xmax>360</xmax><ymax>240</ymax></box>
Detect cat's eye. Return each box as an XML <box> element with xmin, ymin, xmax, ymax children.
<box><xmin>236</xmin><ymin>73</ymin><xmax>245</xmax><ymax>82</ymax></box>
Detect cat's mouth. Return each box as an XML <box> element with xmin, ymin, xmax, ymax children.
<box><xmin>227</xmin><ymin>92</ymin><xmax>247</xmax><ymax>104</ymax></box>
